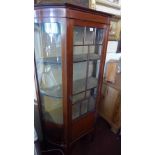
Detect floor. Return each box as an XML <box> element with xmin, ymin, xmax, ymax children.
<box><xmin>41</xmin><ymin>117</ymin><xmax>121</xmax><ymax>155</ymax></box>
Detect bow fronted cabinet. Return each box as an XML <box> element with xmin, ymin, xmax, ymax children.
<box><xmin>34</xmin><ymin>3</ymin><xmax>111</xmax><ymax>154</ymax></box>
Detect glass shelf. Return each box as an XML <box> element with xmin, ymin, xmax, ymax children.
<box><xmin>36</xmin><ymin>57</ymin><xmax>62</xmax><ymax>64</ymax></box>
<box><xmin>40</xmin><ymin>77</ymin><xmax>98</xmax><ymax>98</ymax></box>
<box><xmin>36</xmin><ymin>53</ymin><xmax>100</xmax><ymax>64</ymax></box>
<box><xmin>73</xmin><ymin>53</ymin><xmax>100</xmax><ymax>63</ymax></box>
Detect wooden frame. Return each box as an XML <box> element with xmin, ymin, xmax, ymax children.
<box><xmin>34</xmin><ymin>3</ymin><xmax>111</xmax><ymax>154</ymax></box>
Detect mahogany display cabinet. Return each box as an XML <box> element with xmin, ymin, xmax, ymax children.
<box><xmin>34</xmin><ymin>3</ymin><xmax>111</xmax><ymax>154</ymax></box>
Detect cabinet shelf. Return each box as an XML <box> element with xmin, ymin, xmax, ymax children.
<box><xmin>73</xmin><ymin>53</ymin><xmax>100</xmax><ymax>63</ymax></box>
<box><xmin>36</xmin><ymin>57</ymin><xmax>62</xmax><ymax>64</ymax></box>
<box><xmin>36</xmin><ymin>53</ymin><xmax>100</xmax><ymax>65</ymax></box>
<box><xmin>40</xmin><ymin>77</ymin><xmax>98</xmax><ymax>98</ymax></box>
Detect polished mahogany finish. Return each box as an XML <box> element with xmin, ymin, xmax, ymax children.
<box><xmin>34</xmin><ymin>3</ymin><xmax>111</xmax><ymax>154</ymax></box>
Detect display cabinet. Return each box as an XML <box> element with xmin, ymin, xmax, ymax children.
<box><xmin>34</xmin><ymin>3</ymin><xmax>111</xmax><ymax>154</ymax></box>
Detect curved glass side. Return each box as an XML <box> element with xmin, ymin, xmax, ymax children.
<box><xmin>34</xmin><ymin>22</ymin><xmax>64</xmax><ymax>143</ymax></box>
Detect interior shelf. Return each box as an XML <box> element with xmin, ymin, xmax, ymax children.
<box><xmin>36</xmin><ymin>57</ymin><xmax>62</xmax><ymax>64</ymax></box>
<box><xmin>36</xmin><ymin>53</ymin><xmax>100</xmax><ymax>64</ymax></box>
<box><xmin>40</xmin><ymin>77</ymin><xmax>98</xmax><ymax>98</ymax></box>
<box><xmin>73</xmin><ymin>53</ymin><xmax>100</xmax><ymax>63</ymax></box>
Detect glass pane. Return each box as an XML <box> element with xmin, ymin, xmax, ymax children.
<box><xmin>86</xmin><ymin>89</ymin><xmax>96</xmax><ymax>112</ymax></box>
<box><xmin>73</xmin><ymin>62</ymin><xmax>87</xmax><ymax>94</ymax></box>
<box><xmin>35</xmin><ymin>23</ymin><xmax>61</xmax><ymax>61</ymax></box>
<box><xmin>36</xmin><ymin>63</ymin><xmax>62</xmax><ymax>98</ymax></box>
<box><xmin>74</xmin><ymin>26</ymin><xmax>84</xmax><ymax>45</ymax></box>
<box><xmin>88</xmin><ymin>96</ymin><xmax>96</xmax><ymax>111</ymax></box>
<box><xmin>89</xmin><ymin>45</ymin><xmax>102</xmax><ymax>60</ymax></box>
<box><xmin>72</xmin><ymin>103</ymin><xmax>80</xmax><ymax>119</ymax></box>
<box><xmin>85</xmin><ymin>27</ymin><xmax>95</xmax><ymax>45</ymax></box>
<box><xmin>81</xmin><ymin>99</ymin><xmax>88</xmax><ymax>115</ymax></box>
<box><xmin>41</xmin><ymin>95</ymin><xmax>63</xmax><ymax>124</ymax></box>
<box><xmin>72</xmin><ymin>92</ymin><xmax>85</xmax><ymax>103</ymax></box>
<box><xmin>90</xmin><ymin>45</ymin><xmax>102</xmax><ymax>55</ymax></box>
<box><xmin>73</xmin><ymin>46</ymin><xmax>88</xmax><ymax>62</ymax></box>
<box><xmin>95</xmin><ymin>28</ymin><xmax>104</xmax><ymax>44</ymax></box>
<box><xmin>34</xmin><ymin>22</ymin><xmax>63</xmax><ymax>126</ymax></box>
<box><xmin>87</xmin><ymin>60</ymin><xmax>100</xmax><ymax>90</ymax></box>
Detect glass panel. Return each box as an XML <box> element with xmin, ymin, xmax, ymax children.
<box><xmin>90</xmin><ymin>45</ymin><xmax>102</xmax><ymax>55</ymax></box>
<box><xmin>41</xmin><ymin>95</ymin><xmax>63</xmax><ymax>124</ymax></box>
<box><xmin>95</xmin><ymin>28</ymin><xmax>104</xmax><ymax>44</ymax></box>
<box><xmin>72</xmin><ymin>92</ymin><xmax>85</xmax><ymax>103</ymax></box>
<box><xmin>34</xmin><ymin>22</ymin><xmax>63</xmax><ymax>126</ymax></box>
<box><xmin>36</xmin><ymin>63</ymin><xmax>62</xmax><ymax>98</ymax></box>
<box><xmin>35</xmin><ymin>23</ymin><xmax>61</xmax><ymax>61</ymax></box>
<box><xmin>85</xmin><ymin>27</ymin><xmax>95</xmax><ymax>45</ymax></box>
<box><xmin>87</xmin><ymin>60</ymin><xmax>100</xmax><ymax>90</ymax></box>
<box><xmin>81</xmin><ymin>99</ymin><xmax>88</xmax><ymax>115</ymax></box>
<box><xmin>73</xmin><ymin>26</ymin><xmax>84</xmax><ymax>45</ymax></box>
<box><xmin>72</xmin><ymin>103</ymin><xmax>80</xmax><ymax>119</ymax></box>
<box><xmin>73</xmin><ymin>46</ymin><xmax>88</xmax><ymax>62</ymax></box>
<box><xmin>86</xmin><ymin>89</ymin><xmax>96</xmax><ymax>112</ymax></box>
<box><xmin>73</xmin><ymin>62</ymin><xmax>87</xmax><ymax>94</ymax></box>
<box><xmin>89</xmin><ymin>45</ymin><xmax>102</xmax><ymax>60</ymax></box>
<box><xmin>88</xmin><ymin>96</ymin><xmax>96</xmax><ymax>111</ymax></box>
<box><xmin>72</xmin><ymin>26</ymin><xmax>105</xmax><ymax>119</ymax></box>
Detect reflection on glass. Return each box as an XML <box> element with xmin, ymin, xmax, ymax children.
<box><xmin>96</xmin><ymin>28</ymin><xmax>104</xmax><ymax>44</ymax></box>
<box><xmin>74</xmin><ymin>27</ymin><xmax>84</xmax><ymax>45</ymax></box>
<box><xmin>72</xmin><ymin>103</ymin><xmax>80</xmax><ymax>119</ymax></box>
<box><xmin>85</xmin><ymin>27</ymin><xmax>95</xmax><ymax>45</ymax></box>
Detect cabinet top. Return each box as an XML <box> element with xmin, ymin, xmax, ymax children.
<box><xmin>34</xmin><ymin>3</ymin><xmax>112</xmax><ymax>16</ymax></box>
<box><xmin>34</xmin><ymin>3</ymin><xmax>112</xmax><ymax>24</ymax></box>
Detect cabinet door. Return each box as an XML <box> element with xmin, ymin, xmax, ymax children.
<box><xmin>34</xmin><ymin>20</ymin><xmax>65</xmax><ymax>142</ymax></box>
<box><xmin>72</xmin><ymin>26</ymin><xmax>105</xmax><ymax>120</ymax></box>
<box><xmin>99</xmin><ymin>85</ymin><xmax>119</xmax><ymax>121</ymax></box>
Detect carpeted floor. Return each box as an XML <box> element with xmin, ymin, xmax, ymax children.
<box><xmin>42</xmin><ymin>117</ymin><xmax>121</xmax><ymax>155</ymax></box>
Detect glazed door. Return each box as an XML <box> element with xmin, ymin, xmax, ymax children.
<box><xmin>71</xmin><ymin>21</ymin><xmax>107</xmax><ymax>140</ymax></box>
<box><xmin>72</xmin><ymin>24</ymin><xmax>105</xmax><ymax>119</ymax></box>
<box><xmin>34</xmin><ymin>19</ymin><xmax>66</xmax><ymax>143</ymax></box>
